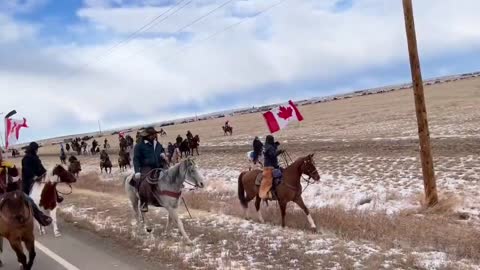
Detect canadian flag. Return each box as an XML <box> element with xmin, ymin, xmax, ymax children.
<box><xmin>5</xmin><ymin>117</ymin><xmax>28</xmax><ymax>149</ymax></box>
<box><xmin>263</xmin><ymin>100</ymin><xmax>304</xmax><ymax>133</ymax></box>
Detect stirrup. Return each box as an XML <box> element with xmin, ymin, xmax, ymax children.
<box><xmin>140</xmin><ymin>203</ymin><xmax>148</xmax><ymax>212</ymax></box>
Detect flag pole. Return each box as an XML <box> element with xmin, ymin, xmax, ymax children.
<box><xmin>0</xmin><ymin>112</ymin><xmax>4</xmax><ymax>148</ymax></box>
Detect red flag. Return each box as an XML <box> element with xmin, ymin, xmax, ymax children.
<box><xmin>263</xmin><ymin>100</ymin><xmax>304</xmax><ymax>133</ymax></box>
<box><xmin>5</xmin><ymin>117</ymin><xmax>28</xmax><ymax>149</ymax></box>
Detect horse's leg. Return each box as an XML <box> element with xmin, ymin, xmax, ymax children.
<box><xmin>9</xmin><ymin>239</ymin><xmax>27</xmax><ymax>269</ymax></box>
<box><xmin>51</xmin><ymin>208</ymin><xmax>61</xmax><ymax>237</ymax></box>
<box><xmin>164</xmin><ymin>213</ymin><xmax>172</xmax><ymax>234</ymax></box>
<box><xmin>255</xmin><ymin>196</ymin><xmax>265</xmax><ymax>223</ymax></box>
<box><xmin>0</xmin><ymin>237</ymin><xmax>3</xmax><ymax>267</ymax></box>
<box><xmin>24</xmin><ymin>233</ymin><xmax>36</xmax><ymax>269</ymax></box>
<box><xmin>279</xmin><ymin>201</ymin><xmax>287</xmax><ymax>228</ymax></box>
<box><xmin>167</xmin><ymin>207</ymin><xmax>192</xmax><ymax>244</ymax></box>
<box><xmin>294</xmin><ymin>197</ymin><xmax>316</xmax><ymax>230</ymax></box>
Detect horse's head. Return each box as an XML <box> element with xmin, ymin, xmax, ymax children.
<box><xmin>52</xmin><ymin>164</ymin><xmax>77</xmax><ymax>183</ymax></box>
<box><xmin>301</xmin><ymin>154</ymin><xmax>320</xmax><ymax>181</ymax></box>
<box><xmin>0</xmin><ymin>190</ymin><xmax>31</xmax><ymax>225</ymax></box>
<box><xmin>183</xmin><ymin>158</ymin><xmax>204</xmax><ymax>188</ymax></box>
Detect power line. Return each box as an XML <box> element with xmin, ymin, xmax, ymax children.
<box><xmin>113</xmin><ymin>0</ymin><xmax>237</xmax><ymax>63</ymax></box>
<box><xmin>97</xmin><ymin>0</ymin><xmax>191</xmax><ymax>60</ymax></box>
<box><xmin>173</xmin><ymin>0</ymin><xmax>289</xmax><ymax>58</ymax></box>
<box><xmin>62</xmin><ymin>0</ymin><xmax>193</xmax><ymax>77</ymax></box>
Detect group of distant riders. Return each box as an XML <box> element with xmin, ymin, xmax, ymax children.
<box><xmin>1</xmin><ymin>119</ymin><xmax>283</xmax><ymax>222</ymax></box>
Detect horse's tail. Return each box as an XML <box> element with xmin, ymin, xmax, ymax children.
<box><xmin>238</xmin><ymin>172</ymin><xmax>248</xmax><ymax>209</ymax></box>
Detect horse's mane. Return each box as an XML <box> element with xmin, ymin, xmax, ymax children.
<box><xmin>165</xmin><ymin>159</ymin><xmax>192</xmax><ymax>184</ymax></box>
<box><xmin>165</xmin><ymin>161</ymin><xmax>182</xmax><ymax>184</ymax></box>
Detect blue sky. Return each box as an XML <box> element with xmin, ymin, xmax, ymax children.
<box><xmin>1</xmin><ymin>0</ymin><xmax>480</xmax><ymax>144</ymax></box>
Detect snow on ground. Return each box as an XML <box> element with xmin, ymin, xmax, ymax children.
<box><xmin>59</xmin><ymin>192</ymin><xmax>480</xmax><ymax>270</ymax></box>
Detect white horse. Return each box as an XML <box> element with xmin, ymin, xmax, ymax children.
<box><xmin>29</xmin><ymin>165</ymin><xmax>77</xmax><ymax>237</ymax></box>
<box><xmin>247</xmin><ymin>150</ymin><xmax>263</xmax><ymax>170</ymax></box>
<box><xmin>124</xmin><ymin>158</ymin><xmax>204</xmax><ymax>244</ymax></box>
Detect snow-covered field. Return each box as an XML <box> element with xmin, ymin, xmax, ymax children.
<box><xmin>19</xmin><ymin>77</ymin><xmax>480</xmax><ymax>269</ymax></box>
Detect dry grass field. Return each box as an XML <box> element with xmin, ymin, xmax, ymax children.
<box><xmin>11</xmin><ymin>76</ymin><xmax>480</xmax><ymax>269</ymax></box>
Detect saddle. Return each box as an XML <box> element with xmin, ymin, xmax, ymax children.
<box><xmin>256</xmin><ymin>169</ymin><xmax>283</xmax><ymax>200</ymax></box>
<box><xmin>135</xmin><ymin>170</ymin><xmax>167</xmax><ymax>209</ymax></box>
<box><xmin>255</xmin><ymin>169</ymin><xmax>283</xmax><ymax>186</ymax></box>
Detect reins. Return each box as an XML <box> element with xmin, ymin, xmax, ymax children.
<box><xmin>280</xmin><ymin>151</ymin><xmax>318</xmax><ymax>193</ymax></box>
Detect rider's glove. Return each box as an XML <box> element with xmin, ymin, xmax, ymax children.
<box><xmin>134</xmin><ymin>173</ymin><xmax>141</xmax><ymax>180</ymax></box>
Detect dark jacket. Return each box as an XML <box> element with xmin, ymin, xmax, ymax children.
<box><xmin>21</xmin><ymin>151</ymin><xmax>47</xmax><ymax>193</ymax></box>
<box><xmin>176</xmin><ymin>136</ymin><xmax>183</xmax><ymax>145</ymax></box>
<box><xmin>264</xmin><ymin>143</ymin><xmax>281</xmax><ymax>168</ymax></box>
<box><xmin>133</xmin><ymin>140</ymin><xmax>166</xmax><ymax>173</ymax></box>
<box><xmin>253</xmin><ymin>139</ymin><xmax>263</xmax><ymax>154</ymax></box>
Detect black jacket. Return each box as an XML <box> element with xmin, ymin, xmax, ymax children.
<box><xmin>21</xmin><ymin>151</ymin><xmax>47</xmax><ymax>193</ymax></box>
<box><xmin>133</xmin><ymin>140</ymin><xmax>166</xmax><ymax>173</ymax></box>
<box><xmin>253</xmin><ymin>139</ymin><xmax>263</xmax><ymax>154</ymax></box>
<box><xmin>264</xmin><ymin>143</ymin><xmax>281</xmax><ymax>168</ymax></box>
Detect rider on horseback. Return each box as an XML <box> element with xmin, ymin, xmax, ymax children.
<box><xmin>176</xmin><ymin>135</ymin><xmax>183</xmax><ymax>146</ymax></box>
<box><xmin>1</xmin><ymin>145</ymin><xmax>52</xmax><ymax>226</ymax></box>
<box><xmin>132</xmin><ymin>127</ymin><xmax>168</xmax><ymax>212</ymax></box>
<box><xmin>186</xmin><ymin>131</ymin><xmax>193</xmax><ymax>142</ymax></box>
<box><xmin>252</xmin><ymin>136</ymin><xmax>263</xmax><ymax>165</ymax></box>
<box><xmin>259</xmin><ymin>135</ymin><xmax>284</xmax><ymax>200</ymax></box>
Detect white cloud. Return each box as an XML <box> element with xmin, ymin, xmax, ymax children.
<box><xmin>2</xmin><ymin>0</ymin><xmax>480</xmax><ymax>141</ymax></box>
<box><xmin>0</xmin><ymin>14</ymin><xmax>36</xmax><ymax>43</ymax></box>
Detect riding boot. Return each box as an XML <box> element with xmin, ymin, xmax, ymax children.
<box><xmin>24</xmin><ymin>195</ymin><xmax>52</xmax><ymax>226</ymax></box>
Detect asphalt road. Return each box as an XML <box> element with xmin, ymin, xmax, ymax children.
<box><xmin>1</xmin><ymin>221</ymin><xmax>155</xmax><ymax>270</ymax></box>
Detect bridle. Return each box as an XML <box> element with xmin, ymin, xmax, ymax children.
<box><xmin>280</xmin><ymin>151</ymin><xmax>320</xmax><ymax>192</ymax></box>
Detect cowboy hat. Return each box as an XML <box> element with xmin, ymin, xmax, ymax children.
<box><xmin>140</xmin><ymin>126</ymin><xmax>159</xmax><ymax>137</ymax></box>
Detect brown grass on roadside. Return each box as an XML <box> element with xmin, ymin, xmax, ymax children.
<box><xmin>182</xmin><ymin>191</ymin><xmax>480</xmax><ymax>263</ymax></box>
<box><xmin>73</xmin><ymin>175</ymin><xmax>480</xmax><ymax>263</ymax></box>
<box><xmin>75</xmin><ymin>172</ymin><xmax>124</xmax><ymax>194</ymax></box>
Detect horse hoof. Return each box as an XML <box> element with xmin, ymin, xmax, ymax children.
<box><xmin>146</xmin><ymin>228</ymin><xmax>152</xmax><ymax>233</ymax></box>
<box><xmin>54</xmin><ymin>232</ymin><xmax>62</xmax><ymax>238</ymax></box>
<box><xmin>0</xmin><ymin>260</ymin><xmax>3</xmax><ymax>267</ymax></box>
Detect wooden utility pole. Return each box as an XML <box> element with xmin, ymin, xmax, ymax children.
<box><xmin>402</xmin><ymin>0</ymin><xmax>438</xmax><ymax>206</ymax></box>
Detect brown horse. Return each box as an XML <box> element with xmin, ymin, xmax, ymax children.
<box><xmin>0</xmin><ymin>190</ymin><xmax>36</xmax><ymax>269</ymax></box>
<box><xmin>118</xmin><ymin>149</ymin><xmax>131</xmax><ymax>172</ymax></box>
<box><xmin>238</xmin><ymin>154</ymin><xmax>320</xmax><ymax>229</ymax></box>
<box><xmin>68</xmin><ymin>157</ymin><xmax>82</xmax><ymax>177</ymax></box>
<box><xmin>100</xmin><ymin>151</ymin><xmax>112</xmax><ymax>174</ymax></box>
<box><xmin>222</xmin><ymin>125</ymin><xmax>233</xmax><ymax>136</ymax></box>
<box><xmin>189</xmin><ymin>135</ymin><xmax>200</xmax><ymax>156</ymax></box>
